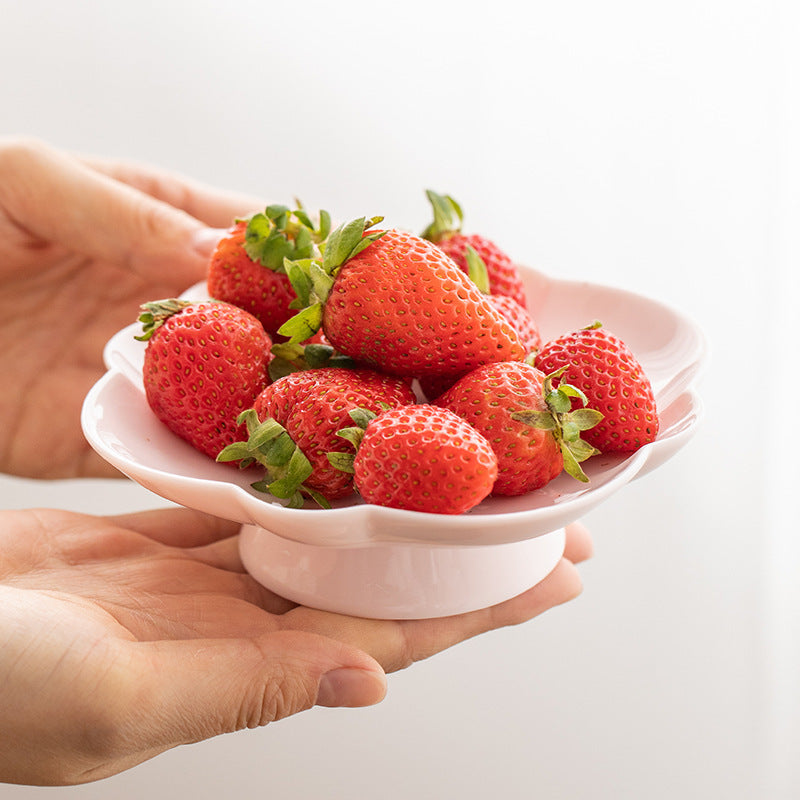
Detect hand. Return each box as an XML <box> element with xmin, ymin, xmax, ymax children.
<box><xmin>0</xmin><ymin>138</ymin><xmax>260</xmax><ymax>478</ymax></box>
<box><xmin>0</xmin><ymin>507</ymin><xmax>592</xmax><ymax>785</ymax></box>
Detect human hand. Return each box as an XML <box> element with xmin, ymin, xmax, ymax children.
<box><xmin>0</xmin><ymin>506</ymin><xmax>592</xmax><ymax>785</ymax></box>
<box><xmin>0</xmin><ymin>138</ymin><xmax>260</xmax><ymax>478</ymax></box>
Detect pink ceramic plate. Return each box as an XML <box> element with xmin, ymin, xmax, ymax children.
<box><xmin>81</xmin><ymin>266</ymin><xmax>707</xmax><ymax>618</ymax></box>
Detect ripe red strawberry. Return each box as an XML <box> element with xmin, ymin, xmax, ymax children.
<box><xmin>219</xmin><ymin>367</ymin><xmax>415</xmax><ymax>505</ymax></box>
<box><xmin>486</xmin><ymin>294</ymin><xmax>541</xmax><ymax>355</ymax></box>
<box><xmin>137</xmin><ymin>299</ymin><xmax>272</xmax><ymax>461</ymax></box>
<box><xmin>344</xmin><ymin>404</ymin><xmax>498</xmax><ymax>514</ymax></box>
<box><xmin>207</xmin><ymin>205</ymin><xmax>330</xmax><ymax>337</ymax></box>
<box><xmin>436</xmin><ymin>361</ymin><xmax>602</xmax><ymax>495</ymax></box>
<box><xmin>421</xmin><ymin>190</ymin><xmax>528</xmax><ymax>308</ymax></box>
<box><xmin>278</xmin><ymin>218</ymin><xmax>526</xmax><ymax>378</ymax></box>
<box><xmin>534</xmin><ymin>322</ymin><xmax>659</xmax><ymax>453</ymax></box>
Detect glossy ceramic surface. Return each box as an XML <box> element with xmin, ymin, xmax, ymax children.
<box><xmin>81</xmin><ymin>266</ymin><xmax>707</xmax><ymax>617</ymax></box>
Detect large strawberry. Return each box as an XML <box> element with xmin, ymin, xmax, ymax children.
<box><xmin>137</xmin><ymin>299</ymin><xmax>272</xmax><ymax>461</ymax></box>
<box><xmin>436</xmin><ymin>361</ymin><xmax>602</xmax><ymax>495</ymax></box>
<box><xmin>421</xmin><ymin>189</ymin><xmax>528</xmax><ymax>308</ymax></box>
<box><xmin>332</xmin><ymin>404</ymin><xmax>498</xmax><ymax>514</ymax></box>
<box><xmin>277</xmin><ymin>218</ymin><xmax>526</xmax><ymax>378</ymax></box>
<box><xmin>534</xmin><ymin>322</ymin><xmax>659</xmax><ymax>453</ymax></box>
<box><xmin>207</xmin><ymin>204</ymin><xmax>330</xmax><ymax>337</ymax></box>
<box><xmin>218</xmin><ymin>367</ymin><xmax>415</xmax><ymax>506</ymax></box>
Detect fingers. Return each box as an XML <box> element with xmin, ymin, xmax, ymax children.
<box><xmin>78</xmin><ymin>154</ymin><xmax>264</xmax><ymax>228</ymax></box>
<box><xmin>0</xmin><ymin>138</ymin><xmax>212</xmax><ymax>287</ymax></box>
<box><xmin>105</xmin><ymin>507</ymin><xmax>240</xmax><ymax>548</ymax></box>
<box><xmin>280</xmin><ymin>555</ymin><xmax>585</xmax><ymax>674</ymax></box>
<box><xmin>136</xmin><ymin>630</ymin><xmax>386</xmax><ymax>747</ymax></box>
<box><xmin>564</xmin><ymin>521</ymin><xmax>594</xmax><ymax>564</ymax></box>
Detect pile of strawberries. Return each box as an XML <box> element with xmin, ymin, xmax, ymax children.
<box><xmin>136</xmin><ymin>191</ymin><xmax>659</xmax><ymax>514</ymax></box>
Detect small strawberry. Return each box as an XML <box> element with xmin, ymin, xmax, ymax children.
<box><xmin>278</xmin><ymin>218</ymin><xmax>526</xmax><ymax>378</ymax></box>
<box><xmin>137</xmin><ymin>299</ymin><xmax>272</xmax><ymax>461</ymax></box>
<box><xmin>421</xmin><ymin>189</ymin><xmax>528</xmax><ymax>308</ymax></box>
<box><xmin>207</xmin><ymin>204</ymin><xmax>330</xmax><ymax>337</ymax></box>
<box><xmin>218</xmin><ymin>367</ymin><xmax>415</xmax><ymax>505</ymax></box>
<box><xmin>436</xmin><ymin>361</ymin><xmax>602</xmax><ymax>495</ymax></box>
<box><xmin>534</xmin><ymin>322</ymin><xmax>659</xmax><ymax>453</ymax></box>
<box><xmin>332</xmin><ymin>404</ymin><xmax>498</xmax><ymax>515</ymax></box>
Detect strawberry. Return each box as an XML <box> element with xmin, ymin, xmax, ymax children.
<box><xmin>436</xmin><ymin>361</ymin><xmax>602</xmax><ymax>495</ymax></box>
<box><xmin>421</xmin><ymin>189</ymin><xmax>528</xmax><ymax>308</ymax></box>
<box><xmin>534</xmin><ymin>322</ymin><xmax>659</xmax><ymax>453</ymax></box>
<box><xmin>207</xmin><ymin>204</ymin><xmax>330</xmax><ymax>337</ymax></box>
<box><xmin>333</xmin><ymin>404</ymin><xmax>498</xmax><ymax>514</ymax></box>
<box><xmin>137</xmin><ymin>299</ymin><xmax>272</xmax><ymax>461</ymax></box>
<box><xmin>487</xmin><ymin>294</ymin><xmax>541</xmax><ymax>355</ymax></box>
<box><xmin>277</xmin><ymin>218</ymin><xmax>526</xmax><ymax>378</ymax></box>
<box><xmin>218</xmin><ymin>367</ymin><xmax>415</xmax><ymax>505</ymax></box>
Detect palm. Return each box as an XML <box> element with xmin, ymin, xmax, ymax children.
<box><xmin>0</xmin><ymin>244</ymin><xmax>195</xmax><ymax>478</ymax></box>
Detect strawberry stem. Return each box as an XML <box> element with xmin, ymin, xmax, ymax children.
<box><xmin>421</xmin><ymin>189</ymin><xmax>463</xmax><ymax>242</ymax></box>
<box><xmin>510</xmin><ymin>369</ymin><xmax>604</xmax><ymax>483</ymax></box>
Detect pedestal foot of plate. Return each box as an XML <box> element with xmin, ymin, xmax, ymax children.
<box><xmin>238</xmin><ymin>525</ymin><xmax>566</xmax><ymax>620</ymax></box>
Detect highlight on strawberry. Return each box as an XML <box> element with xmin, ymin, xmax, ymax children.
<box><xmin>276</xmin><ymin>216</ymin><xmax>527</xmax><ymax>378</ymax></box>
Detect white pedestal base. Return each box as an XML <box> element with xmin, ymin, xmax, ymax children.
<box><xmin>238</xmin><ymin>525</ymin><xmax>566</xmax><ymax>619</ymax></box>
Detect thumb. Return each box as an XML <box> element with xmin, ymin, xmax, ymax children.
<box><xmin>138</xmin><ymin>630</ymin><xmax>387</xmax><ymax>745</ymax></box>
<box><xmin>1</xmin><ymin>138</ymin><xmax>221</xmax><ymax>287</ymax></box>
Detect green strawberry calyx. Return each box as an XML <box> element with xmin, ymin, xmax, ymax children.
<box><xmin>510</xmin><ymin>368</ymin><xmax>604</xmax><ymax>483</ymax></box>
<box><xmin>326</xmin><ymin>407</ymin><xmax>379</xmax><ymax>474</ymax></box>
<box><xmin>243</xmin><ymin>202</ymin><xmax>332</xmax><ymax>273</ymax></box>
<box><xmin>276</xmin><ymin>216</ymin><xmax>387</xmax><ymax>344</ymax></box>
<box><xmin>216</xmin><ymin>409</ymin><xmax>330</xmax><ymax>509</ymax></box>
<box><xmin>420</xmin><ymin>189</ymin><xmax>464</xmax><ymax>243</ymax></box>
<box><xmin>267</xmin><ymin>341</ymin><xmax>359</xmax><ymax>382</ymax></box>
<box><xmin>135</xmin><ymin>298</ymin><xmax>194</xmax><ymax>341</ymax></box>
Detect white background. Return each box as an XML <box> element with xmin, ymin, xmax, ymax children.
<box><xmin>1</xmin><ymin>1</ymin><xmax>797</xmax><ymax>797</ymax></box>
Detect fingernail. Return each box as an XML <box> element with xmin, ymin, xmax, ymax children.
<box><xmin>316</xmin><ymin>668</ymin><xmax>387</xmax><ymax>708</ymax></box>
<box><xmin>191</xmin><ymin>226</ymin><xmax>227</xmax><ymax>258</ymax></box>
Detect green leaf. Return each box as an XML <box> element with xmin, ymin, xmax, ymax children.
<box><xmin>568</xmin><ymin>408</ymin><xmax>604</xmax><ymax>431</ymax></box>
<box><xmin>318</xmin><ymin>209</ymin><xmax>332</xmax><ymax>241</ymax></box>
<box><xmin>135</xmin><ymin>298</ymin><xmax>192</xmax><ymax>341</ymax></box>
<box><xmin>268</xmin><ymin>447</ymin><xmax>313</xmax><ymax>498</ymax></box>
<box><xmin>304</xmin><ymin>343</ymin><xmax>335</xmax><ymax>368</ymax></box>
<box><xmin>336</xmin><ymin>426</ymin><xmax>366</xmax><ymax>449</ymax></box>
<box><xmin>421</xmin><ymin>189</ymin><xmax>463</xmax><ymax>240</ymax></box>
<box><xmin>323</xmin><ymin>217</ymin><xmax>369</xmax><ymax>273</ymax></box>
<box><xmin>277</xmin><ymin>303</ymin><xmax>324</xmax><ymax>344</ymax></box>
<box><xmin>248</xmin><ymin>417</ymin><xmax>286</xmax><ymax>449</ymax></box>
<box><xmin>464</xmin><ymin>245</ymin><xmax>490</xmax><ymax>293</ymax></box>
<box><xmin>265</xmin><ymin>204</ymin><xmax>291</xmax><ymax>224</ymax></box>
<box><xmin>560</xmin><ymin>443</ymin><xmax>591</xmax><ymax>483</ymax></box>
<box><xmin>511</xmin><ymin>410</ymin><xmax>556</xmax><ymax>430</ymax></box>
<box><xmin>567</xmin><ymin>438</ymin><xmax>601</xmax><ymax>462</ymax></box>
<box><xmin>546</xmin><ymin>389</ymin><xmax>573</xmax><ymax>415</ymax></box>
<box><xmin>303</xmin><ymin>486</ymin><xmax>332</xmax><ymax>510</ymax></box>
<box><xmin>216</xmin><ymin>442</ymin><xmax>255</xmax><ymax>463</ymax></box>
<box><xmin>348</xmin><ymin>407</ymin><xmax>377</xmax><ymax>429</ymax></box>
<box><xmin>260</xmin><ymin>432</ymin><xmax>297</xmax><ymax>467</ymax></box>
<box><xmin>284</xmin><ymin>258</ymin><xmax>314</xmax><ymax>306</ymax></box>
<box><xmin>327</xmin><ymin>451</ymin><xmax>356</xmax><ymax>473</ymax></box>
<box><xmin>558</xmin><ymin>382</ymin><xmax>590</xmax><ymax>406</ymax></box>
<box><xmin>308</xmin><ymin>260</ymin><xmax>335</xmax><ymax>304</ymax></box>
